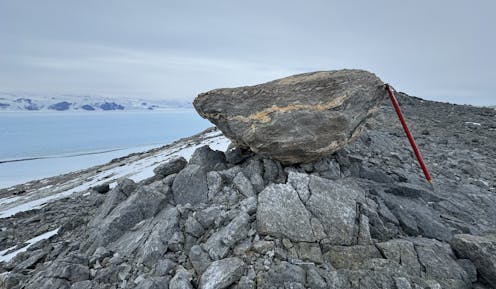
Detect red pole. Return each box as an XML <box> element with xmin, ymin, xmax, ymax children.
<box><xmin>384</xmin><ymin>84</ymin><xmax>433</xmax><ymax>184</ymax></box>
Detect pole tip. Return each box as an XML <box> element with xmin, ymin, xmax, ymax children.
<box><xmin>427</xmin><ymin>179</ymin><xmax>434</xmax><ymax>189</ymax></box>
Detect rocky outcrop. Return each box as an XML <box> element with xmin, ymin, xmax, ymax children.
<box><xmin>1</xmin><ymin>90</ymin><xmax>496</xmax><ymax>289</ymax></box>
<box><xmin>194</xmin><ymin>70</ymin><xmax>385</xmax><ymax>164</ymax></box>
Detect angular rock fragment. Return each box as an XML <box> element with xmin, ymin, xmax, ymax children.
<box><xmin>257</xmin><ymin>184</ymin><xmax>315</xmax><ymax>242</ymax></box>
<box><xmin>199</xmin><ymin>257</ymin><xmax>245</xmax><ymax>289</ymax></box>
<box><xmin>306</xmin><ymin>177</ymin><xmax>366</xmax><ymax>245</ymax></box>
<box><xmin>259</xmin><ymin>261</ymin><xmax>306</xmax><ymax>289</ymax></box>
<box><xmin>189</xmin><ymin>245</ymin><xmax>211</xmax><ymax>275</ymax></box>
<box><xmin>170</xmin><ymin>267</ymin><xmax>193</xmax><ymax>289</ymax></box>
<box><xmin>194</xmin><ymin>70</ymin><xmax>385</xmax><ymax>164</ymax></box>
<box><xmin>323</xmin><ymin>245</ymin><xmax>381</xmax><ymax>269</ymax></box>
<box><xmin>172</xmin><ymin>164</ymin><xmax>208</xmax><ymax>205</ymax></box>
<box><xmin>153</xmin><ymin>157</ymin><xmax>187</xmax><ymax>177</ymax></box>
<box><xmin>451</xmin><ymin>233</ymin><xmax>496</xmax><ymax>287</ymax></box>
<box><xmin>189</xmin><ymin>145</ymin><xmax>227</xmax><ymax>171</ymax></box>
<box><xmin>204</xmin><ymin>212</ymin><xmax>250</xmax><ymax>260</ymax></box>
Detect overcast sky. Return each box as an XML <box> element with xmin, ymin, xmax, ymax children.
<box><xmin>0</xmin><ymin>0</ymin><xmax>494</xmax><ymax>105</ymax></box>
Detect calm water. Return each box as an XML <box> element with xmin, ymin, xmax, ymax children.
<box><xmin>0</xmin><ymin>110</ymin><xmax>211</xmax><ymax>188</ymax></box>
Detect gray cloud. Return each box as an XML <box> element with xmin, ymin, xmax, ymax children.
<box><xmin>0</xmin><ymin>0</ymin><xmax>494</xmax><ymax>105</ymax></box>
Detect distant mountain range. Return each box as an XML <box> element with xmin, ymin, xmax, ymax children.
<box><xmin>0</xmin><ymin>93</ymin><xmax>192</xmax><ymax>111</ymax></box>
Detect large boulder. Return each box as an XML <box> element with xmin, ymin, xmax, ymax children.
<box><xmin>194</xmin><ymin>69</ymin><xmax>385</xmax><ymax>164</ymax></box>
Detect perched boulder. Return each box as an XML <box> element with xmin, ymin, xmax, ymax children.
<box><xmin>194</xmin><ymin>69</ymin><xmax>385</xmax><ymax>164</ymax></box>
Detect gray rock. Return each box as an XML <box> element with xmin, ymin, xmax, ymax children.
<box><xmin>284</xmin><ymin>282</ymin><xmax>305</xmax><ymax>289</ymax></box>
<box><xmin>135</xmin><ymin>207</ymin><xmax>180</xmax><ymax>266</ymax></box>
<box><xmin>306</xmin><ymin>266</ymin><xmax>327</xmax><ymax>289</ymax></box>
<box><xmin>233</xmin><ymin>238</ymin><xmax>252</xmax><ymax>256</ymax></box>
<box><xmin>90</xmin><ymin>178</ymin><xmax>136</xmax><ymax>227</ymax></box>
<box><xmin>135</xmin><ymin>277</ymin><xmax>170</xmax><ymax>289</ymax></box>
<box><xmin>48</xmin><ymin>261</ymin><xmax>90</xmax><ymax>282</ymax></box>
<box><xmin>234</xmin><ymin>276</ymin><xmax>256</xmax><ymax>289</ymax></box>
<box><xmin>295</xmin><ymin>242</ymin><xmax>323</xmax><ymax>263</ymax></box>
<box><xmin>153</xmin><ymin>259</ymin><xmax>177</xmax><ymax>276</ymax></box>
<box><xmin>250</xmin><ymin>173</ymin><xmax>265</xmax><ymax>193</ymax></box>
<box><xmin>323</xmin><ymin>245</ymin><xmax>382</xmax><ymax>269</ymax></box>
<box><xmin>204</xmin><ymin>212</ymin><xmax>250</xmax><ymax>259</ymax></box>
<box><xmin>257</xmin><ymin>184</ymin><xmax>315</xmax><ymax>242</ymax></box>
<box><xmin>14</xmin><ymin>249</ymin><xmax>47</xmax><ymax>271</ymax></box>
<box><xmin>260</xmin><ymin>261</ymin><xmax>306</xmax><ymax>288</ymax></box>
<box><xmin>170</xmin><ymin>267</ymin><xmax>193</xmax><ymax>289</ymax></box>
<box><xmin>88</xmin><ymin>183</ymin><xmax>169</xmax><ymax>249</ymax></box>
<box><xmin>92</xmin><ymin>183</ymin><xmax>110</xmax><ymax>194</ymax></box>
<box><xmin>189</xmin><ymin>245</ymin><xmax>211</xmax><ymax>275</ymax></box>
<box><xmin>306</xmin><ymin>177</ymin><xmax>365</xmax><ymax>245</ymax></box>
<box><xmin>287</xmin><ymin>171</ymin><xmax>310</xmax><ymax>204</ymax></box>
<box><xmin>194</xmin><ymin>70</ymin><xmax>385</xmax><ymax>164</ymax></box>
<box><xmin>252</xmin><ymin>240</ymin><xmax>274</xmax><ymax>255</ymax></box>
<box><xmin>153</xmin><ymin>157</ymin><xmax>187</xmax><ymax>177</ymax></box>
<box><xmin>412</xmin><ymin>238</ymin><xmax>470</xmax><ymax>288</ymax></box>
<box><xmin>376</xmin><ymin>239</ymin><xmax>421</xmax><ymax>276</ymax></box>
<box><xmin>190</xmin><ymin>145</ymin><xmax>227</xmax><ymax>171</ymax></box>
<box><xmin>451</xmin><ymin>233</ymin><xmax>496</xmax><ymax>287</ymax></box>
<box><xmin>313</xmin><ymin>156</ymin><xmax>341</xmax><ymax>179</ymax></box>
<box><xmin>357</xmin><ymin>214</ymin><xmax>373</xmax><ymax>245</ymax></box>
<box><xmin>71</xmin><ymin>280</ymin><xmax>93</xmax><ymax>289</ymax></box>
<box><xmin>225</xmin><ymin>145</ymin><xmax>253</xmax><ymax>164</ymax></box>
<box><xmin>263</xmin><ymin>159</ymin><xmax>286</xmax><ymax>183</ymax></box>
<box><xmin>168</xmin><ymin>231</ymin><xmax>185</xmax><ymax>252</ymax></box>
<box><xmin>24</xmin><ymin>277</ymin><xmax>70</xmax><ymax>289</ymax></box>
<box><xmin>219</xmin><ymin>166</ymin><xmax>242</xmax><ymax>181</ymax></box>
<box><xmin>185</xmin><ymin>215</ymin><xmax>205</xmax><ymax>238</ymax></box>
<box><xmin>115</xmin><ymin>178</ymin><xmax>138</xmax><ymax>196</ymax></box>
<box><xmin>457</xmin><ymin>259</ymin><xmax>477</xmax><ymax>283</ymax></box>
<box><xmin>0</xmin><ymin>273</ymin><xmax>23</xmax><ymax>289</ymax></box>
<box><xmin>233</xmin><ymin>172</ymin><xmax>255</xmax><ymax>197</ymax></box>
<box><xmin>239</xmin><ymin>196</ymin><xmax>257</xmax><ymax>215</ymax></box>
<box><xmin>172</xmin><ymin>164</ymin><xmax>208</xmax><ymax>205</ymax></box>
<box><xmin>196</xmin><ymin>206</ymin><xmax>225</xmax><ymax>229</ymax></box>
<box><xmin>394</xmin><ymin>277</ymin><xmax>412</xmax><ymax>289</ymax></box>
<box><xmin>207</xmin><ymin>171</ymin><xmax>223</xmax><ymax>199</ymax></box>
<box><xmin>359</xmin><ymin>166</ymin><xmax>394</xmax><ymax>183</ymax></box>
<box><xmin>199</xmin><ymin>257</ymin><xmax>246</xmax><ymax>289</ymax></box>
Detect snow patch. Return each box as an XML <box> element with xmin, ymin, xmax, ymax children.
<box><xmin>0</xmin><ymin>228</ymin><xmax>60</xmax><ymax>263</ymax></box>
<box><xmin>0</xmin><ymin>196</ymin><xmax>21</xmax><ymax>206</ymax></box>
<box><xmin>464</xmin><ymin>121</ymin><xmax>482</xmax><ymax>126</ymax></box>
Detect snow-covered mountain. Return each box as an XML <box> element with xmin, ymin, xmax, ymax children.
<box><xmin>0</xmin><ymin>93</ymin><xmax>192</xmax><ymax>111</ymax></box>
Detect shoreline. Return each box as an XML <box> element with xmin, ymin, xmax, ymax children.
<box><xmin>0</xmin><ymin>143</ymin><xmax>165</xmax><ymax>164</ymax></box>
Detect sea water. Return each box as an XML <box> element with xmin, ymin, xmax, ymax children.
<box><xmin>0</xmin><ymin>110</ymin><xmax>211</xmax><ymax>188</ymax></box>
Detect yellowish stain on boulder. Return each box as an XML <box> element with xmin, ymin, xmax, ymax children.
<box><xmin>200</xmin><ymin>94</ymin><xmax>348</xmax><ymax>124</ymax></box>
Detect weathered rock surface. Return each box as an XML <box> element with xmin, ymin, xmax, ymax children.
<box><xmin>451</xmin><ymin>233</ymin><xmax>496</xmax><ymax>287</ymax></box>
<box><xmin>153</xmin><ymin>156</ymin><xmax>187</xmax><ymax>177</ymax></box>
<box><xmin>198</xmin><ymin>257</ymin><xmax>245</xmax><ymax>289</ymax></box>
<box><xmin>257</xmin><ymin>174</ymin><xmax>366</xmax><ymax>245</ymax></box>
<box><xmin>194</xmin><ymin>69</ymin><xmax>385</xmax><ymax>164</ymax></box>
